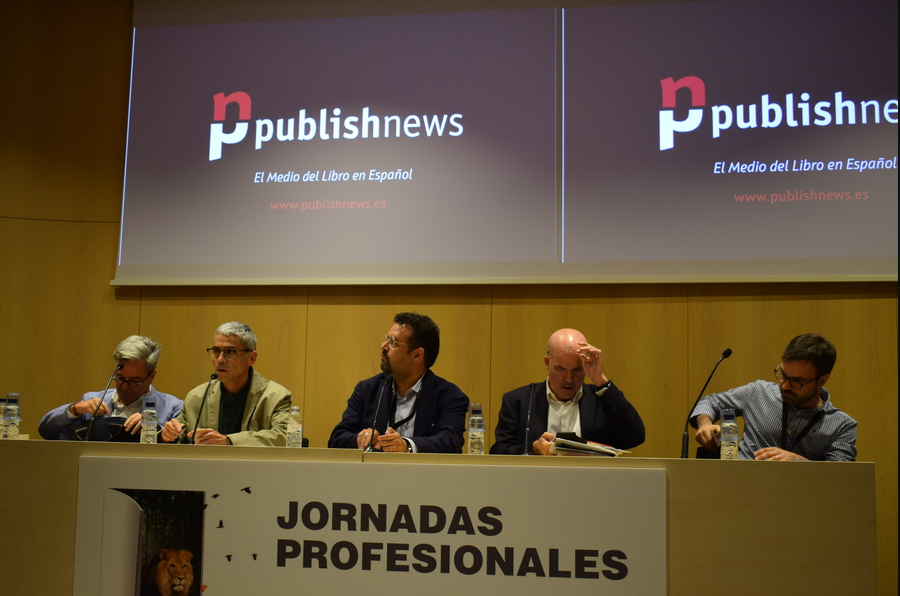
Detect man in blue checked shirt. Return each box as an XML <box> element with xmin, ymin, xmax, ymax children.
<box><xmin>692</xmin><ymin>333</ymin><xmax>856</xmax><ymax>461</ymax></box>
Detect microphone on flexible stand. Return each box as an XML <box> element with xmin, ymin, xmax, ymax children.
<box><xmin>190</xmin><ymin>373</ymin><xmax>218</xmax><ymax>444</ymax></box>
<box><xmin>681</xmin><ymin>348</ymin><xmax>732</xmax><ymax>458</ymax></box>
<box><xmin>523</xmin><ymin>383</ymin><xmax>536</xmax><ymax>455</ymax></box>
<box><xmin>83</xmin><ymin>362</ymin><xmax>125</xmax><ymax>441</ymax></box>
<box><xmin>364</xmin><ymin>376</ymin><xmax>391</xmax><ymax>452</ymax></box>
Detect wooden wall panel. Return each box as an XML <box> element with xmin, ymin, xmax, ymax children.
<box><xmin>0</xmin><ymin>2</ymin><xmax>131</xmax><ymax>222</ymax></box>
<box><xmin>0</xmin><ymin>219</ymin><xmax>139</xmax><ymax>433</ymax></box>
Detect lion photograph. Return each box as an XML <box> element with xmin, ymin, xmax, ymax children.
<box><xmin>152</xmin><ymin>548</ymin><xmax>194</xmax><ymax>596</ymax></box>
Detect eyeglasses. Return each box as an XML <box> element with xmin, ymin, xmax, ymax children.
<box><xmin>114</xmin><ymin>373</ymin><xmax>152</xmax><ymax>388</ymax></box>
<box><xmin>774</xmin><ymin>365</ymin><xmax>819</xmax><ymax>390</ymax></box>
<box><xmin>381</xmin><ymin>335</ymin><xmax>409</xmax><ymax>349</ymax></box>
<box><xmin>207</xmin><ymin>347</ymin><xmax>252</xmax><ymax>361</ymax></box>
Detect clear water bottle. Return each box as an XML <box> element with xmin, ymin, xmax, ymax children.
<box><xmin>1</xmin><ymin>393</ymin><xmax>22</xmax><ymax>441</ymax></box>
<box><xmin>286</xmin><ymin>405</ymin><xmax>304</xmax><ymax>448</ymax></box>
<box><xmin>141</xmin><ymin>397</ymin><xmax>158</xmax><ymax>444</ymax></box>
<box><xmin>719</xmin><ymin>408</ymin><xmax>740</xmax><ymax>460</ymax></box>
<box><xmin>467</xmin><ymin>403</ymin><xmax>485</xmax><ymax>455</ymax></box>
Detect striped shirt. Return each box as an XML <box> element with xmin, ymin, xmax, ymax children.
<box><xmin>691</xmin><ymin>380</ymin><xmax>857</xmax><ymax>461</ymax></box>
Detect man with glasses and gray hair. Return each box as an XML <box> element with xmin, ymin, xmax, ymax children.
<box><xmin>39</xmin><ymin>335</ymin><xmax>182</xmax><ymax>441</ymax></box>
<box><xmin>161</xmin><ymin>321</ymin><xmax>292</xmax><ymax>446</ymax></box>
<box><xmin>328</xmin><ymin>312</ymin><xmax>469</xmax><ymax>453</ymax></box>
<box><xmin>692</xmin><ymin>333</ymin><xmax>857</xmax><ymax>461</ymax></box>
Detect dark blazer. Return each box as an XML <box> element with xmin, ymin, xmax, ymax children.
<box><xmin>490</xmin><ymin>380</ymin><xmax>645</xmax><ymax>454</ymax></box>
<box><xmin>328</xmin><ymin>370</ymin><xmax>469</xmax><ymax>453</ymax></box>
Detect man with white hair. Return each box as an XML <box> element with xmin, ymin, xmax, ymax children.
<box><xmin>39</xmin><ymin>335</ymin><xmax>182</xmax><ymax>441</ymax></box>
<box><xmin>161</xmin><ymin>321</ymin><xmax>292</xmax><ymax>446</ymax></box>
<box><xmin>490</xmin><ymin>328</ymin><xmax>645</xmax><ymax>455</ymax></box>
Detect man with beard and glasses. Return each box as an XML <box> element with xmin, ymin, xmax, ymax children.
<box><xmin>328</xmin><ymin>312</ymin><xmax>469</xmax><ymax>453</ymax></box>
<box><xmin>691</xmin><ymin>333</ymin><xmax>856</xmax><ymax>461</ymax></box>
<box><xmin>490</xmin><ymin>328</ymin><xmax>645</xmax><ymax>455</ymax></box>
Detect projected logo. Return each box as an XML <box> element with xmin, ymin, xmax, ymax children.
<box><xmin>658</xmin><ymin>76</ymin><xmax>705</xmax><ymax>151</ymax></box>
<box><xmin>658</xmin><ymin>75</ymin><xmax>898</xmax><ymax>151</ymax></box>
<box><xmin>210</xmin><ymin>92</ymin><xmax>252</xmax><ymax>161</ymax></box>
<box><xmin>208</xmin><ymin>91</ymin><xmax>466</xmax><ymax>162</ymax></box>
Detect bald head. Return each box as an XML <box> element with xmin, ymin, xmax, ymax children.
<box><xmin>544</xmin><ymin>329</ymin><xmax>589</xmax><ymax>401</ymax></box>
<box><xmin>547</xmin><ymin>328</ymin><xmax>588</xmax><ymax>356</ymax></box>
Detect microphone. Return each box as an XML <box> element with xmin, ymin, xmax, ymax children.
<box><xmin>523</xmin><ymin>383</ymin><xmax>535</xmax><ymax>455</ymax></box>
<box><xmin>83</xmin><ymin>362</ymin><xmax>125</xmax><ymax>441</ymax></box>
<box><xmin>190</xmin><ymin>373</ymin><xmax>218</xmax><ymax>444</ymax></box>
<box><xmin>364</xmin><ymin>376</ymin><xmax>391</xmax><ymax>452</ymax></box>
<box><xmin>681</xmin><ymin>348</ymin><xmax>732</xmax><ymax>458</ymax></box>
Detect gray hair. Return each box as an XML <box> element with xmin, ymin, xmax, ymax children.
<box><xmin>113</xmin><ymin>335</ymin><xmax>162</xmax><ymax>372</ymax></box>
<box><xmin>215</xmin><ymin>321</ymin><xmax>257</xmax><ymax>350</ymax></box>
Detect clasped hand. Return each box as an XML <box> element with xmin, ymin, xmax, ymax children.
<box><xmin>160</xmin><ymin>420</ymin><xmax>228</xmax><ymax>445</ymax></box>
<box><xmin>357</xmin><ymin>427</ymin><xmax>405</xmax><ymax>452</ymax></box>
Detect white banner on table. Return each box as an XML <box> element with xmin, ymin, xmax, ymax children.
<box><xmin>75</xmin><ymin>457</ymin><xmax>666</xmax><ymax>595</ymax></box>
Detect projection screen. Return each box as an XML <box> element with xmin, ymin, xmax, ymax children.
<box><xmin>114</xmin><ymin>0</ymin><xmax>898</xmax><ymax>285</ymax></box>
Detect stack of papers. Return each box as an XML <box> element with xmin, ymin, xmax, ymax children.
<box><xmin>550</xmin><ymin>436</ymin><xmax>629</xmax><ymax>457</ymax></box>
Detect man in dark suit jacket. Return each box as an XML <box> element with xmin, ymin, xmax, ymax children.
<box><xmin>490</xmin><ymin>328</ymin><xmax>645</xmax><ymax>455</ymax></box>
<box><xmin>329</xmin><ymin>312</ymin><xmax>469</xmax><ymax>453</ymax></box>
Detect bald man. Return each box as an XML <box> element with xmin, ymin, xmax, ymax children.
<box><xmin>490</xmin><ymin>329</ymin><xmax>645</xmax><ymax>455</ymax></box>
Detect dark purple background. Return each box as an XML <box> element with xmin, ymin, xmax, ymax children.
<box><xmin>564</xmin><ymin>0</ymin><xmax>897</xmax><ymax>265</ymax></box>
<box><xmin>121</xmin><ymin>10</ymin><xmax>557</xmax><ymax>268</ymax></box>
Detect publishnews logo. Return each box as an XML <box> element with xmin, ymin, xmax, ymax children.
<box><xmin>658</xmin><ymin>75</ymin><xmax>898</xmax><ymax>151</ymax></box>
<box><xmin>209</xmin><ymin>92</ymin><xmax>252</xmax><ymax>161</ymax></box>
<box><xmin>208</xmin><ymin>91</ymin><xmax>465</xmax><ymax>161</ymax></box>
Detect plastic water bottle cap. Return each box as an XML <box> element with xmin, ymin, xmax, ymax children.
<box><xmin>720</xmin><ymin>408</ymin><xmax>736</xmax><ymax>423</ymax></box>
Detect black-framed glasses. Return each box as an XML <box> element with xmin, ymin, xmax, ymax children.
<box><xmin>774</xmin><ymin>365</ymin><xmax>819</xmax><ymax>390</ymax></box>
<box><xmin>114</xmin><ymin>373</ymin><xmax>152</xmax><ymax>388</ymax></box>
<box><xmin>207</xmin><ymin>347</ymin><xmax>252</xmax><ymax>361</ymax></box>
<box><xmin>381</xmin><ymin>335</ymin><xmax>409</xmax><ymax>349</ymax></box>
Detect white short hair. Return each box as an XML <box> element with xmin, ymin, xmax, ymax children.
<box><xmin>215</xmin><ymin>321</ymin><xmax>257</xmax><ymax>350</ymax></box>
<box><xmin>113</xmin><ymin>335</ymin><xmax>162</xmax><ymax>371</ymax></box>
